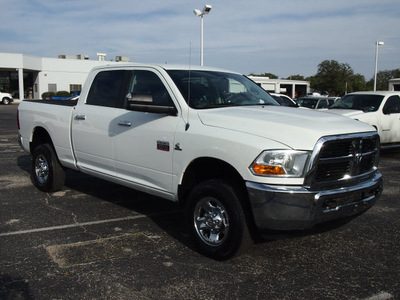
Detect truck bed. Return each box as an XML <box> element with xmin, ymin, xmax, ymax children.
<box><xmin>24</xmin><ymin>99</ymin><xmax>78</xmax><ymax>106</ymax></box>
<box><xmin>18</xmin><ymin>99</ymin><xmax>77</xmax><ymax>170</ymax></box>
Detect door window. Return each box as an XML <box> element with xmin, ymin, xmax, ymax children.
<box><xmin>383</xmin><ymin>96</ymin><xmax>400</xmax><ymax>115</ymax></box>
<box><xmin>127</xmin><ymin>71</ymin><xmax>173</xmax><ymax>107</ymax></box>
<box><xmin>86</xmin><ymin>70</ymin><xmax>127</xmax><ymax>107</ymax></box>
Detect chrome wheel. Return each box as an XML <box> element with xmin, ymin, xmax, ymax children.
<box><xmin>32</xmin><ymin>144</ymin><xmax>65</xmax><ymax>192</ymax></box>
<box><xmin>194</xmin><ymin>197</ymin><xmax>230</xmax><ymax>247</ymax></box>
<box><xmin>34</xmin><ymin>154</ymin><xmax>49</xmax><ymax>185</ymax></box>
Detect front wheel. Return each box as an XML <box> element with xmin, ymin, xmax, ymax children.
<box><xmin>32</xmin><ymin>144</ymin><xmax>66</xmax><ymax>192</ymax></box>
<box><xmin>2</xmin><ymin>97</ymin><xmax>10</xmax><ymax>105</ymax></box>
<box><xmin>186</xmin><ymin>179</ymin><xmax>252</xmax><ymax>260</ymax></box>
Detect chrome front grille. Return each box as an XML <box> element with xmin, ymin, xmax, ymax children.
<box><xmin>306</xmin><ymin>132</ymin><xmax>380</xmax><ymax>190</ymax></box>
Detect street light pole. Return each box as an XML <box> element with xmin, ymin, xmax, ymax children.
<box><xmin>194</xmin><ymin>5</ymin><xmax>212</xmax><ymax>66</ymax></box>
<box><xmin>200</xmin><ymin>14</ymin><xmax>204</xmax><ymax>66</ymax></box>
<box><xmin>374</xmin><ymin>41</ymin><xmax>384</xmax><ymax>91</ymax></box>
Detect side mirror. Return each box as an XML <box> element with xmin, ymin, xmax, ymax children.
<box><xmin>125</xmin><ymin>93</ymin><xmax>178</xmax><ymax>116</ymax></box>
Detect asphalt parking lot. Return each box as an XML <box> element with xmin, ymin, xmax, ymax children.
<box><xmin>1</xmin><ymin>103</ymin><xmax>399</xmax><ymax>299</ymax></box>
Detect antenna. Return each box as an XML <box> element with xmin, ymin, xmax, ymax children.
<box><xmin>185</xmin><ymin>42</ymin><xmax>192</xmax><ymax>131</ymax></box>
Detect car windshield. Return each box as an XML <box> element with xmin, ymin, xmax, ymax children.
<box><xmin>330</xmin><ymin>94</ymin><xmax>384</xmax><ymax>112</ymax></box>
<box><xmin>296</xmin><ymin>98</ymin><xmax>319</xmax><ymax>109</ymax></box>
<box><xmin>166</xmin><ymin>70</ymin><xmax>279</xmax><ymax>109</ymax></box>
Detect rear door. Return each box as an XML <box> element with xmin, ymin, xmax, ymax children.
<box><xmin>72</xmin><ymin>69</ymin><xmax>127</xmax><ymax>175</ymax></box>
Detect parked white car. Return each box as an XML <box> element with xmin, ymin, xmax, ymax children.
<box><xmin>269</xmin><ymin>93</ymin><xmax>298</xmax><ymax>107</ymax></box>
<box><xmin>0</xmin><ymin>91</ymin><xmax>13</xmax><ymax>105</ymax></box>
<box><xmin>327</xmin><ymin>91</ymin><xmax>400</xmax><ymax>145</ymax></box>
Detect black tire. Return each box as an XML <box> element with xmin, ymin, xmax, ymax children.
<box><xmin>186</xmin><ymin>179</ymin><xmax>252</xmax><ymax>260</ymax></box>
<box><xmin>2</xmin><ymin>97</ymin><xmax>10</xmax><ymax>105</ymax></box>
<box><xmin>32</xmin><ymin>144</ymin><xmax>66</xmax><ymax>192</ymax></box>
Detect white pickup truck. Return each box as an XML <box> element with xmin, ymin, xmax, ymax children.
<box><xmin>18</xmin><ymin>64</ymin><xmax>383</xmax><ymax>259</ymax></box>
<box><xmin>328</xmin><ymin>91</ymin><xmax>400</xmax><ymax>146</ymax></box>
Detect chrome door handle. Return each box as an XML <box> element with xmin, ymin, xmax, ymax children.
<box><xmin>74</xmin><ymin>114</ymin><xmax>86</xmax><ymax>120</ymax></box>
<box><xmin>117</xmin><ymin>121</ymin><xmax>132</xmax><ymax>127</ymax></box>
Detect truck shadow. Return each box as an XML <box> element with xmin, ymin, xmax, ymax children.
<box><xmin>16</xmin><ymin>154</ymin><xmax>193</xmax><ymax>248</ymax></box>
<box><xmin>16</xmin><ymin>154</ymin><xmax>364</xmax><ymax>256</ymax></box>
<box><xmin>63</xmin><ymin>170</ymin><xmax>194</xmax><ymax>248</ymax></box>
<box><xmin>380</xmin><ymin>146</ymin><xmax>400</xmax><ymax>158</ymax></box>
<box><xmin>61</xmin><ymin>170</ymin><xmax>359</xmax><ymax>253</ymax></box>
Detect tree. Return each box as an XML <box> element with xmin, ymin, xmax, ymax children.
<box><xmin>311</xmin><ymin>60</ymin><xmax>351</xmax><ymax>96</ymax></box>
<box><xmin>310</xmin><ymin>60</ymin><xmax>368</xmax><ymax>96</ymax></box>
<box><xmin>286</xmin><ymin>75</ymin><xmax>305</xmax><ymax>80</ymax></box>
<box><xmin>367</xmin><ymin>68</ymin><xmax>400</xmax><ymax>91</ymax></box>
<box><xmin>347</xmin><ymin>74</ymin><xmax>367</xmax><ymax>93</ymax></box>
<box><xmin>249</xmin><ymin>72</ymin><xmax>278</xmax><ymax>79</ymax></box>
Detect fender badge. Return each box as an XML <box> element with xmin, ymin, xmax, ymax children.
<box><xmin>157</xmin><ymin>140</ymin><xmax>170</xmax><ymax>152</ymax></box>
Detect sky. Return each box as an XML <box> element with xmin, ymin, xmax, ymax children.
<box><xmin>1</xmin><ymin>0</ymin><xmax>399</xmax><ymax>79</ymax></box>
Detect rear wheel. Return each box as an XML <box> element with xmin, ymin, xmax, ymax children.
<box><xmin>32</xmin><ymin>144</ymin><xmax>66</xmax><ymax>192</ymax></box>
<box><xmin>186</xmin><ymin>179</ymin><xmax>252</xmax><ymax>260</ymax></box>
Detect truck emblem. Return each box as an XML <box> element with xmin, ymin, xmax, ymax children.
<box><xmin>352</xmin><ymin>139</ymin><xmax>363</xmax><ymax>175</ymax></box>
<box><xmin>157</xmin><ymin>140</ymin><xmax>170</xmax><ymax>152</ymax></box>
<box><xmin>174</xmin><ymin>143</ymin><xmax>182</xmax><ymax>151</ymax></box>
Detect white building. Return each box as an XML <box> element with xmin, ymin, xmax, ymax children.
<box><xmin>0</xmin><ymin>52</ymin><xmax>310</xmax><ymax>100</ymax></box>
<box><xmin>249</xmin><ymin>76</ymin><xmax>310</xmax><ymax>98</ymax></box>
<box><xmin>389</xmin><ymin>78</ymin><xmax>400</xmax><ymax>91</ymax></box>
<box><xmin>0</xmin><ymin>52</ymin><xmax>129</xmax><ymax>100</ymax></box>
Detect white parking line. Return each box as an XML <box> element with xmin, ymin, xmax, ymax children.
<box><xmin>0</xmin><ymin>213</ymin><xmax>171</xmax><ymax>237</ymax></box>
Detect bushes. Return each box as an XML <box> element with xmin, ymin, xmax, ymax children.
<box><xmin>41</xmin><ymin>91</ymin><xmax>70</xmax><ymax>99</ymax></box>
<box><xmin>42</xmin><ymin>92</ymin><xmax>55</xmax><ymax>100</ymax></box>
<box><xmin>56</xmin><ymin>91</ymin><xmax>70</xmax><ymax>97</ymax></box>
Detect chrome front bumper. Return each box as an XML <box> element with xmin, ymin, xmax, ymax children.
<box><xmin>246</xmin><ymin>171</ymin><xmax>383</xmax><ymax>231</ymax></box>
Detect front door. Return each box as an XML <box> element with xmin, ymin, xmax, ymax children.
<box><xmin>113</xmin><ymin>69</ymin><xmax>180</xmax><ymax>195</ymax></box>
<box><xmin>379</xmin><ymin>95</ymin><xmax>400</xmax><ymax>144</ymax></box>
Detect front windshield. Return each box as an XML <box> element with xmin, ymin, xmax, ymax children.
<box><xmin>330</xmin><ymin>94</ymin><xmax>384</xmax><ymax>112</ymax></box>
<box><xmin>167</xmin><ymin>70</ymin><xmax>279</xmax><ymax>109</ymax></box>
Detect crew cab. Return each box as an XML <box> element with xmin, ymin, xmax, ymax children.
<box><xmin>18</xmin><ymin>64</ymin><xmax>383</xmax><ymax>259</ymax></box>
<box><xmin>328</xmin><ymin>91</ymin><xmax>400</xmax><ymax>146</ymax></box>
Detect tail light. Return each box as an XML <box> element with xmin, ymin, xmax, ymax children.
<box><xmin>17</xmin><ymin>109</ymin><xmax>20</xmax><ymax>130</ymax></box>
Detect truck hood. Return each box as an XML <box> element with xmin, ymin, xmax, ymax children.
<box><xmin>197</xmin><ymin>106</ymin><xmax>375</xmax><ymax>150</ymax></box>
<box><xmin>326</xmin><ymin>108</ymin><xmax>364</xmax><ymax>118</ymax></box>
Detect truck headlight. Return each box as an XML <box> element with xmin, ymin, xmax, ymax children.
<box><xmin>250</xmin><ymin>150</ymin><xmax>310</xmax><ymax>177</ymax></box>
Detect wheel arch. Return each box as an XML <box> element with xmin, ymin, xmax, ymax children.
<box><xmin>178</xmin><ymin>157</ymin><xmax>259</xmax><ymax>241</ymax></box>
<box><xmin>30</xmin><ymin>126</ymin><xmax>55</xmax><ymax>154</ymax></box>
<box><xmin>178</xmin><ymin>157</ymin><xmax>249</xmax><ymax>208</ymax></box>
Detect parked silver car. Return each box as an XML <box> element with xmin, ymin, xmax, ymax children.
<box><xmin>296</xmin><ymin>96</ymin><xmax>338</xmax><ymax>109</ymax></box>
